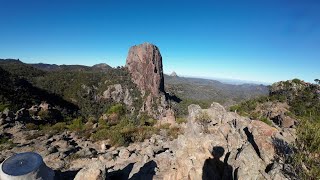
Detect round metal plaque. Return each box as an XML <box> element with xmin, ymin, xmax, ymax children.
<box><xmin>1</xmin><ymin>152</ymin><xmax>43</xmax><ymax>176</ymax></box>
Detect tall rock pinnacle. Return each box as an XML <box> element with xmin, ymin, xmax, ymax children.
<box><xmin>125</xmin><ymin>42</ymin><xmax>165</xmax><ymax>97</ymax></box>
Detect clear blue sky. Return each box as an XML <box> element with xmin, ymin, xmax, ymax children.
<box><xmin>0</xmin><ymin>0</ymin><xmax>319</xmax><ymax>83</ymax></box>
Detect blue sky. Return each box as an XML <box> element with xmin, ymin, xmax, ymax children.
<box><xmin>0</xmin><ymin>0</ymin><xmax>319</xmax><ymax>83</ymax></box>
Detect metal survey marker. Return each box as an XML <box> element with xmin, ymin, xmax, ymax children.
<box><xmin>1</xmin><ymin>152</ymin><xmax>43</xmax><ymax>176</ymax></box>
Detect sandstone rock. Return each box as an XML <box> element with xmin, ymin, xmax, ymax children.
<box><xmin>126</xmin><ymin>42</ymin><xmax>164</xmax><ymax>97</ymax></box>
<box><xmin>119</xmin><ymin>148</ymin><xmax>131</xmax><ymax>159</ymax></box>
<box><xmin>249</xmin><ymin>120</ymin><xmax>278</xmax><ymax>164</ymax></box>
<box><xmin>227</xmin><ymin>144</ymin><xmax>267</xmax><ymax>180</ymax></box>
<box><xmin>76</xmin><ymin>147</ymin><xmax>97</xmax><ymax>158</ymax></box>
<box><xmin>142</xmin><ymin>146</ymin><xmax>154</xmax><ymax>158</ymax></box>
<box><xmin>48</xmin><ymin>146</ymin><xmax>58</xmax><ymax>154</ymax></box>
<box><xmin>158</xmin><ymin>108</ymin><xmax>176</xmax><ymax>126</ymax></box>
<box><xmin>100</xmin><ymin>141</ymin><xmax>110</xmax><ymax>152</ymax></box>
<box><xmin>74</xmin><ymin>161</ymin><xmax>106</xmax><ymax>180</ymax></box>
<box><xmin>255</xmin><ymin>102</ymin><xmax>296</xmax><ymax>128</ymax></box>
<box><xmin>102</xmin><ymin>84</ymin><xmax>133</xmax><ymax>109</ymax></box>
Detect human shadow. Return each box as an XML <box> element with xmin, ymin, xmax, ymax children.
<box><xmin>54</xmin><ymin>169</ymin><xmax>80</xmax><ymax>180</ymax></box>
<box><xmin>202</xmin><ymin>146</ymin><xmax>233</xmax><ymax>180</ymax></box>
<box><xmin>130</xmin><ymin>160</ymin><xmax>157</xmax><ymax>180</ymax></box>
<box><xmin>107</xmin><ymin>163</ymin><xmax>134</xmax><ymax>180</ymax></box>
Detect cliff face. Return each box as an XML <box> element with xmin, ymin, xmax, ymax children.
<box><xmin>126</xmin><ymin>43</ymin><xmax>165</xmax><ymax>97</ymax></box>
<box><xmin>126</xmin><ymin>43</ymin><xmax>174</xmax><ymax>121</ymax></box>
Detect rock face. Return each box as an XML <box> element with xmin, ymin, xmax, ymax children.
<box><xmin>126</xmin><ymin>43</ymin><xmax>174</xmax><ymax>121</ymax></box>
<box><xmin>126</xmin><ymin>42</ymin><xmax>164</xmax><ymax>97</ymax></box>
<box><xmin>255</xmin><ymin>102</ymin><xmax>296</xmax><ymax>128</ymax></box>
<box><xmin>102</xmin><ymin>84</ymin><xmax>134</xmax><ymax>112</ymax></box>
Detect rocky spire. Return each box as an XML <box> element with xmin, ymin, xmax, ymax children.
<box><xmin>125</xmin><ymin>42</ymin><xmax>165</xmax><ymax>97</ymax></box>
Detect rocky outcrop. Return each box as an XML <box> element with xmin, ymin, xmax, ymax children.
<box><xmin>255</xmin><ymin>102</ymin><xmax>296</xmax><ymax>128</ymax></box>
<box><xmin>164</xmin><ymin>103</ymin><xmax>287</xmax><ymax>179</ymax></box>
<box><xmin>0</xmin><ymin>101</ymin><xmax>296</xmax><ymax>179</ymax></box>
<box><xmin>126</xmin><ymin>43</ymin><xmax>164</xmax><ymax>97</ymax></box>
<box><xmin>125</xmin><ymin>43</ymin><xmax>174</xmax><ymax>121</ymax></box>
<box><xmin>101</xmin><ymin>84</ymin><xmax>134</xmax><ymax>112</ymax></box>
<box><xmin>170</xmin><ymin>71</ymin><xmax>177</xmax><ymax>77</ymax></box>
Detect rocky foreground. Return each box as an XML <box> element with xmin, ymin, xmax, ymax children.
<box><xmin>0</xmin><ymin>101</ymin><xmax>296</xmax><ymax>180</ymax></box>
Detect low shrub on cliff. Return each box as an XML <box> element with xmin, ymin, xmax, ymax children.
<box><xmin>67</xmin><ymin>117</ymin><xmax>84</xmax><ymax>131</ymax></box>
<box><xmin>106</xmin><ymin>104</ymin><xmax>125</xmax><ymax>116</ymax></box>
<box><xmin>176</xmin><ymin>117</ymin><xmax>187</xmax><ymax>124</ymax></box>
<box><xmin>0</xmin><ymin>134</ymin><xmax>15</xmax><ymax>151</ymax></box>
<box><xmin>0</xmin><ymin>103</ymin><xmax>10</xmax><ymax>112</ymax></box>
<box><xmin>195</xmin><ymin>111</ymin><xmax>211</xmax><ymax>124</ymax></box>
<box><xmin>260</xmin><ymin>117</ymin><xmax>272</xmax><ymax>126</ymax></box>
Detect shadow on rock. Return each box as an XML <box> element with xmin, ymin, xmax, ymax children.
<box><xmin>107</xmin><ymin>163</ymin><xmax>134</xmax><ymax>180</ymax></box>
<box><xmin>202</xmin><ymin>146</ymin><xmax>233</xmax><ymax>180</ymax></box>
<box><xmin>54</xmin><ymin>169</ymin><xmax>80</xmax><ymax>180</ymax></box>
<box><xmin>130</xmin><ymin>160</ymin><xmax>157</xmax><ymax>180</ymax></box>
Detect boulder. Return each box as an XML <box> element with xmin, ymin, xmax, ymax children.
<box><xmin>249</xmin><ymin>120</ymin><xmax>278</xmax><ymax>164</ymax></box>
<box><xmin>74</xmin><ymin>161</ymin><xmax>106</xmax><ymax>180</ymax></box>
<box><xmin>118</xmin><ymin>148</ymin><xmax>131</xmax><ymax>159</ymax></box>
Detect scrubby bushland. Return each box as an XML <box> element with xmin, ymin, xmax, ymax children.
<box><xmin>92</xmin><ymin>105</ymin><xmax>181</xmax><ymax>146</ymax></box>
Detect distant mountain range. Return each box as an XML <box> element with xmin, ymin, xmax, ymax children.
<box><xmin>164</xmin><ymin>74</ymin><xmax>269</xmax><ymax>107</ymax></box>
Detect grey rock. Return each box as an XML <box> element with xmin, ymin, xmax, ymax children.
<box><xmin>74</xmin><ymin>161</ymin><xmax>106</xmax><ymax>180</ymax></box>
<box><xmin>118</xmin><ymin>148</ymin><xmax>130</xmax><ymax>159</ymax></box>
<box><xmin>48</xmin><ymin>146</ymin><xmax>58</xmax><ymax>154</ymax></box>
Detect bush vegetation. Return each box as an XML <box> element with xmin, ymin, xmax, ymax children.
<box><xmin>0</xmin><ymin>134</ymin><xmax>15</xmax><ymax>151</ymax></box>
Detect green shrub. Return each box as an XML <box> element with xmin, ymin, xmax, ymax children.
<box><xmin>159</xmin><ymin>123</ymin><xmax>171</xmax><ymax>129</ymax></box>
<box><xmin>260</xmin><ymin>117</ymin><xmax>272</xmax><ymax>126</ymax></box>
<box><xmin>91</xmin><ymin>128</ymin><xmax>109</xmax><ymax>141</ymax></box>
<box><xmin>68</xmin><ymin>117</ymin><xmax>84</xmax><ymax>131</ymax></box>
<box><xmin>176</xmin><ymin>117</ymin><xmax>187</xmax><ymax>124</ymax></box>
<box><xmin>38</xmin><ymin>110</ymin><xmax>50</xmax><ymax>120</ymax></box>
<box><xmin>293</xmin><ymin>118</ymin><xmax>320</xmax><ymax>179</ymax></box>
<box><xmin>292</xmin><ymin>78</ymin><xmax>302</xmax><ymax>84</ymax></box>
<box><xmin>92</xmin><ymin>117</ymin><xmax>160</xmax><ymax>146</ymax></box>
<box><xmin>98</xmin><ymin>118</ymin><xmax>109</xmax><ymax>129</ymax></box>
<box><xmin>107</xmin><ymin>104</ymin><xmax>125</xmax><ymax>115</ymax></box>
<box><xmin>195</xmin><ymin>111</ymin><xmax>211</xmax><ymax>124</ymax></box>
<box><xmin>0</xmin><ymin>134</ymin><xmax>15</xmax><ymax>151</ymax></box>
<box><xmin>52</xmin><ymin>122</ymin><xmax>67</xmax><ymax>132</ymax></box>
<box><xmin>139</xmin><ymin>114</ymin><xmax>156</xmax><ymax>126</ymax></box>
<box><xmin>132</xmin><ymin>126</ymin><xmax>158</xmax><ymax>142</ymax></box>
<box><xmin>88</xmin><ymin>116</ymin><xmax>97</xmax><ymax>123</ymax></box>
<box><xmin>0</xmin><ymin>104</ymin><xmax>10</xmax><ymax>112</ymax></box>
